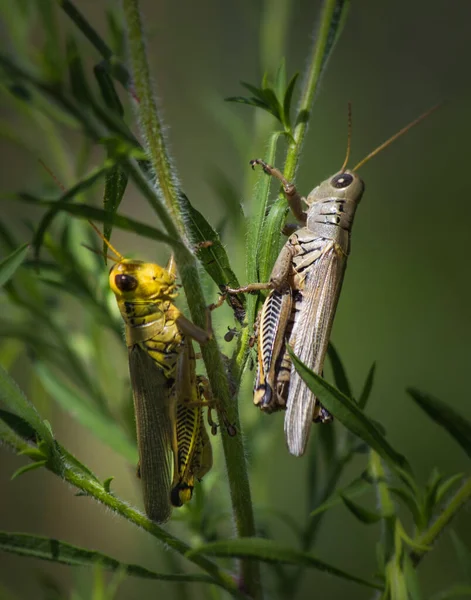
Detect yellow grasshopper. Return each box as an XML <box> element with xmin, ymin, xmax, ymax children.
<box><xmin>97</xmin><ymin>229</ymin><xmax>212</xmax><ymax>522</ymax></box>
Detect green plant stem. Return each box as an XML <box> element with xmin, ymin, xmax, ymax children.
<box><xmin>121</xmin><ymin>3</ymin><xmax>261</xmax><ymax>597</ymax></box>
<box><xmin>370</xmin><ymin>451</ymin><xmax>395</xmax><ymax>517</ymax></box>
<box><xmin>411</xmin><ymin>476</ymin><xmax>471</xmax><ymax>567</ymax></box>
<box><xmin>284</xmin><ymin>0</ymin><xmax>347</xmax><ymax>181</ymax></box>
<box><xmin>58</xmin><ymin>0</ymin><xmax>114</xmax><ymax>60</ymax></box>
<box><xmin>122</xmin><ymin>0</ymin><xmax>183</xmax><ymax>231</ymax></box>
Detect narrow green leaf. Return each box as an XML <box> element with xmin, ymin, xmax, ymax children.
<box><xmin>260</xmin><ymin>87</ymin><xmax>282</xmax><ymax>122</ymax></box>
<box><xmin>424</xmin><ymin>469</ymin><xmax>446</xmax><ymax>523</ymax></box>
<box><xmin>358</xmin><ymin>362</ymin><xmax>376</xmax><ymax>409</ymax></box>
<box><xmin>240</xmin><ymin>81</ymin><xmax>267</xmax><ymax>103</ymax></box>
<box><xmin>388</xmin><ymin>487</ymin><xmax>424</xmax><ymax>529</ymax></box>
<box><xmin>436</xmin><ymin>474</ymin><xmax>464</xmax><ymax>505</ymax></box>
<box><xmin>0</xmin><ymin>409</ymin><xmax>36</xmax><ymax>441</ymax></box>
<box><xmin>37</xmin><ymin>0</ymin><xmax>63</xmax><ymax>81</ymax></box>
<box><xmin>408</xmin><ymin>388</ymin><xmax>471</xmax><ymax>459</ymax></box>
<box><xmin>93</xmin><ymin>63</ymin><xmax>124</xmax><ymax>116</ymax></box>
<box><xmin>327</xmin><ymin>342</ymin><xmax>352</xmax><ymax>398</ymax></box>
<box><xmin>18</xmin><ymin>446</ymin><xmax>47</xmax><ymax>461</ymax></box>
<box><xmin>246</xmin><ymin>130</ymin><xmax>283</xmax><ymax>286</ymax></box>
<box><xmin>402</xmin><ymin>553</ymin><xmax>423</xmax><ymax>600</ymax></box>
<box><xmin>11</xmin><ymin>460</ymin><xmax>47</xmax><ymax>480</ymax></box>
<box><xmin>179</xmin><ymin>193</ymin><xmax>245</xmax><ymax>319</ymax></box>
<box><xmin>288</xmin><ymin>347</ymin><xmax>409</xmax><ymax>470</ymax></box>
<box><xmin>66</xmin><ymin>35</ymin><xmax>94</xmax><ymax>105</ymax></box>
<box><xmin>394</xmin><ymin>466</ymin><xmax>421</xmax><ymax>497</ymax></box>
<box><xmin>59</xmin><ymin>445</ymin><xmax>99</xmax><ymax>481</ymax></box>
<box><xmin>0</xmin><ymin>418</ymin><xmax>30</xmax><ymax>454</ymax></box>
<box><xmin>386</xmin><ymin>560</ymin><xmax>408</xmax><ymax>600</ymax></box>
<box><xmin>257</xmin><ymin>195</ymin><xmax>289</xmax><ymax>285</ymax></box>
<box><xmin>102</xmin><ymin>165</ymin><xmax>128</xmax><ymax>261</ymax></box>
<box><xmin>0</xmin><ymin>243</ymin><xmax>29</xmax><ymax>287</ymax></box>
<box><xmin>341</xmin><ymin>494</ymin><xmax>382</xmax><ymax>524</ymax></box>
<box><xmin>188</xmin><ymin>538</ymin><xmax>382</xmax><ymax>590</ymax></box>
<box><xmin>106</xmin><ymin>9</ymin><xmax>126</xmax><ymax>57</ymax></box>
<box><xmin>282</xmin><ymin>72</ymin><xmax>299</xmax><ymax>130</ymax></box>
<box><xmin>17</xmin><ymin>195</ymin><xmax>178</xmax><ymax>248</ymax></box>
<box><xmin>35</xmin><ymin>362</ymin><xmax>137</xmax><ymax>464</ymax></box>
<box><xmin>0</xmin><ymin>531</ymin><xmax>215</xmax><ymax>585</ymax></box>
<box><xmin>103</xmin><ymin>477</ymin><xmax>114</xmax><ymax>493</ymax></box>
<box><xmin>224</xmin><ymin>96</ymin><xmax>269</xmax><ymax>111</ymax></box>
<box><xmin>59</xmin><ymin>0</ymin><xmax>113</xmax><ymax>61</ymax></box>
<box><xmin>274</xmin><ymin>60</ymin><xmax>286</xmax><ymax>102</ymax></box>
<box><xmin>0</xmin><ymin>364</ymin><xmax>55</xmax><ymax>449</ymax></box>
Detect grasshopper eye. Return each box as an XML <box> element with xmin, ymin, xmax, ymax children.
<box><xmin>331</xmin><ymin>173</ymin><xmax>353</xmax><ymax>189</ymax></box>
<box><xmin>115</xmin><ymin>274</ymin><xmax>138</xmax><ymax>292</ymax></box>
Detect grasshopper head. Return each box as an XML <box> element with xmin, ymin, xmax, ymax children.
<box><xmin>306</xmin><ymin>170</ymin><xmax>365</xmax><ymax>206</ymax></box>
<box><xmin>109</xmin><ymin>259</ymin><xmax>177</xmax><ymax>302</ymax></box>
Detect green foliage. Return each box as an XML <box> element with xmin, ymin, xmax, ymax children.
<box><xmin>0</xmin><ymin>1</ymin><xmax>469</xmax><ymax>599</ymax></box>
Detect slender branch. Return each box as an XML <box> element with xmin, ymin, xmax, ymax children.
<box><xmin>411</xmin><ymin>476</ymin><xmax>471</xmax><ymax>567</ymax></box>
<box><xmin>0</xmin><ymin>433</ymin><xmax>243</xmax><ymax>598</ymax></box>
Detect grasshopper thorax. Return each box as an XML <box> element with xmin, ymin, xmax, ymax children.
<box><xmin>109</xmin><ymin>259</ymin><xmax>178</xmax><ymax>302</ymax></box>
<box><xmin>304</xmin><ymin>170</ymin><xmax>365</xmax><ymax>239</ymax></box>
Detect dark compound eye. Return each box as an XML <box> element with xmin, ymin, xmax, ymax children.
<box><xmin>115</xmin><ymin>273</ymin><xmax>138</xmax><ymax>292</ymax></box>
<box><xmin>331</xmin><ymin>173</ymin><xmax>353</xmax><ymax>189</ymax></box>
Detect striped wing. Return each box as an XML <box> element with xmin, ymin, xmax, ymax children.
<box><xmin>284</xmin><ymin>241</ymin><xmax>346</xmax><ymax>456</ymax></box>
<box><xmin>129</xmin><ymin>344</ymin><xmax>176</xmax><ymax>523</ymax></box>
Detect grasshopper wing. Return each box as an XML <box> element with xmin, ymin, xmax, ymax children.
<box><xmin>129</xmin><ymin>344</ymin><xmax>176</xmax><ymax>523</ymax></box>
<box><xmin>284</xmin><ymin>242</ymin><xmax>346</xmax><ymax>456</ymax></box>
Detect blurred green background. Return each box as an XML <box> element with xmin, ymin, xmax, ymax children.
<box><xmin>1</xmin><ymin>0</ymin><xmax>471</xmax><ymax>598</ymax></box>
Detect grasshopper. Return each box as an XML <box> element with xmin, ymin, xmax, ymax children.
<box><xmin>98</xmin><ymin>231</ymin><xmax>211</xmax><ymax>523</ymax></box>
<box><xmin>225</xmin><ymin>106</ymin><xmax>438</xmax><ymax>457</ymax></box>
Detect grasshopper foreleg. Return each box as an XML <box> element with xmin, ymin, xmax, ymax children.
<box><xmin>250</xmin><ymin>158</ymin><xmax>307</xmax><ymax>224</ymax></box>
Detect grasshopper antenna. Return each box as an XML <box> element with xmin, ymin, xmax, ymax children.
<box><xmin>81</xmin><ymin>243</ymin><xmax>119</xmax><ymax>263</ymax></box>
<box><xmin>38</xmin><ymin>159</ymin><xmax>67</xmax><ymax>193</ymax></box>
<box><xmin>87</xmin><ymin>219</ymin><xmax>125</xmax><ymax>263</ymax></box>
<box><xmin>339</xmin><ymin>102</ymin><xmax>352</xmax><ymax>173</ymax></box>
<box><xmin>353</xmin><ymin>104</ymin><xmax>440</xmax><ymax>172</ymax></box>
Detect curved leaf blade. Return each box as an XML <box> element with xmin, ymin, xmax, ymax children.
<box><xmin>188</xmin><ymin>538</ymin><xmax>382</xmax><ymax>591</ymax></box>
<box><xmin>179</xmin><ymin>193</ymin><xmax>245</xmax><ymax>319</ymax></box>
<box><xmin>17</xmin><ymin>195</ymin><xmax>178</xmax><ymax>247</ymax></box>
<box><xmin>0</xmin><ymin>243</ymin><xmax>29</xmax><ymax>287</ymax></box>
<box><xmin>0</xmin><ymin>531</ymin><xmax>215</xmax><ymax>585</ymax></box>
<box><xmin>340</xmin><ymin>493</ymin><xmax>382</xmax><ymax>524</ymax></box>
<box><xmin>288</xmin><ymin>346</ymin><xmax>409</xmax><ymax>471</ymax></box>
<box><xmin>0</xmin><ymin>364</ymin><xmax>54</xmax><ymax>449</ymax></box>
<box><xmin>102</xmin><ymin>165</ymin><xmax>128</xmax><ymax>262</ymax></box>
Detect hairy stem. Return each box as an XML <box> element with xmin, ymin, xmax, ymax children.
<box><xmin>122</xmin><ymin>0</ymin><xmax>184</xmax><ymax>232</ymax></box>
<box><xmin>121</xmin><ymin>2</ymin><xmax>261</xmax><ymax>597</ymax></box>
